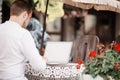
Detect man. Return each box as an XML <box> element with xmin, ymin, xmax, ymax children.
<box><xmin>0</xmin><ymin>0</ymin><xmax>46</xmax><ymax>80</ymax></box>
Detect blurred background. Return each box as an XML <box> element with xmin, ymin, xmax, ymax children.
<box><xmin>1</xmin><ymin>0</ymin><xmax>120</xmax><ymax>45</ymax></box>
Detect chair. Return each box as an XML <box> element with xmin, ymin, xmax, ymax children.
<box><xmin>70</xmin><ymin>35</ymin><xmax>99</xmax><ymax>63</ymax></box>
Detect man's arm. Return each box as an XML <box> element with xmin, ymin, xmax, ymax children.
<box><xmin>21</xmin><ymin>30</ymin><xmax>46</xmax><ymax>71</ymax></box>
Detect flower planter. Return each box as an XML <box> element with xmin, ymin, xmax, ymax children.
<box><xmin>81</xmin><ymin>74</ymin><xmax>103</xmax><ymax>80</ymax></box>
<box><xmin>79</xmin><ymin>65</ymin><xmax>103</xmax><ymax>80</ymax></box>
<box><xmin>79</xmin><ymin>64</ymin><xmax>113</xmax><ymax>80</ymax></box>
<box><xmin>82</xmin><ymin>44</ymin><xmax>120</xmax><ymax>80</ymax></box>
<box><xmin>80</xmin><ymin>74</ymin><xmax>114</xmax><ymax>80</ymax></box>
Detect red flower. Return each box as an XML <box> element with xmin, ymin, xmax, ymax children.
<box><xmin>89</xmin><ymin>51</ymin><xmax>97</xmax><ymax>58</ymax></box>
<box><xmin>77</xmin><ymin>60</ymin><xmax>83</xmax><ymax>65</ymax></box>
<box><xmin>114</xmin><ymin>43</ymin><xmax>120</xmax><ymax>52</ymax></box>
<box><xmin>114</xmin><ymin>65</ymin><xmax>119</xmax><ymax>70</ymax></box>
<box><xmin>76</xmin><ymin>65</ymin><xmax>80</xmax><ymax>69</ymax></box>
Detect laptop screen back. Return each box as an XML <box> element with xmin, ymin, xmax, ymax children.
<box><xmin>44</xmin><ymin>42</ymin><xmax>73</xmax><ymax>64</ymax></box>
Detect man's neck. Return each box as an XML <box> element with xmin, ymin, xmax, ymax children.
<box><xmin>9</xmin><ymin>16</ymin><xmax>23</xmax><ymax>27</ymax></box>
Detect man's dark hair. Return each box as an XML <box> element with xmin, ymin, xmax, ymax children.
<box><xmin>10</xmin><ymin>0</ymin><xmax>32</xmax><ymax>16</ymax></box>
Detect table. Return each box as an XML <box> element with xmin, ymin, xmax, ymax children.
<box><xmin>25</xmin><ymin>63</ymin><xmax>80</xmax><ymax>80</ymax></box>
<box><xmin>25</xmin><ymin>63</ymin><xmax>106</xmax><ymax>80</ymax></box>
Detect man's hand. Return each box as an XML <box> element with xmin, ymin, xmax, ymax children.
<box><xmin>42</xmin><ymin>56</ymin><xmax>48</xmax><ymax>63</ymax></box>
<box><xmin>40</xmin><ymin>48</ymin><xmax>45</xmax><ymax>56</ymax></box>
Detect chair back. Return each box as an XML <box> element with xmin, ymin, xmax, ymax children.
<box><xmin>70</xmin><ymin>35</ymin><xmax>99</xmax><ymax>63</ymax></box>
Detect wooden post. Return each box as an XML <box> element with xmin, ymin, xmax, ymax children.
<box><xmin>40</xmin><ymin>0</ymin><xmax>49</xmax><ymax>55</ymax></box>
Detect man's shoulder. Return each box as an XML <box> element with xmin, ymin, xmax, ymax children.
<box><xmin>21</xmin><ymin>28</ymin><xmax>31</xmax><ymax>35</ymax></box>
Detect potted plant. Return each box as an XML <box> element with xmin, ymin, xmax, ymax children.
<box><xmin>82</xmin><ymin>42</ymin><xmax>120</xmax><ymax>80</ymax></box>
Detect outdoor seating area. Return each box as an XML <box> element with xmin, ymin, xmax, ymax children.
<box><xmin>1</xmin><ymin>0</ymin><xmax>120</xmax><ymax>80</ymax></box>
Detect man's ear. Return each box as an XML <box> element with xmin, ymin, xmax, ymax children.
<box><xmin>22</xmin><ymin>11</ymin><xmax>28</xmax><ymax>20</ymax></box>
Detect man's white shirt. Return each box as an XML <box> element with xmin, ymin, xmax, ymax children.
<box><xmin>0</xmin><ymin>21</ymin><xmax>46</xmax><ymax>79</ymax></box>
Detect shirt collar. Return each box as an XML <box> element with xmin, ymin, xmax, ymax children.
<box><xmin>6</xmin><ymin>21</ymin><xmax>22</xmax><ymax>28</ymax></box>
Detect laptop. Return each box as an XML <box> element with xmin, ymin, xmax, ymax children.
<box><xmin>44</xmin><ymin>42</ymin><xmax>73</xmax><ymax>64</ymax></box>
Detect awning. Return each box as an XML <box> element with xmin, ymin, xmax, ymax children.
<box><xmin>52</xmin><ymin>0</ymin><xmax>120</xmax><ymax>13</ymax></box>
